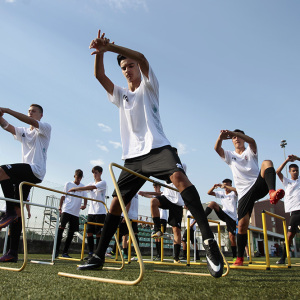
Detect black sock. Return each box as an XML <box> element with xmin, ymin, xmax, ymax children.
<box><xmin>153</xmin><ymin>217</ymin><xmax>161</xmax><ymax>232</ymax></box>
<box><xmin>10</xmin><ymin>217</ymin><xmax>22</xmax><ymax>254</ymax></box>
<box><xmin>282</xmin><ymin>243</ymin><xmax>287</xmax><ymax>259</ymax></box>
<box><xmin>205</xmin><ymin>207</ymin><xmax>212</xmax><ymax>217</ymax></box>
<box><xmin>135</xmin><ymin>234</ymin><xmax>139</xmax><ymax>246</ymax></box>
<box><xmin>87</xmin><ymin>236</ymin><xmax>94</xmax><ymax>253</ymax></box>
<box><xmin>123</xmin><ymin>247</ymin><xmax>128</xmax><ymax>255</ymax></box>
<box><xmin>264</xmin><ymin>167</ymin><xmax>276</xmax><ymax>191</ymax></box>
<box><xmin>96</xmin><ymin>237</ymin><xmax>100</xmax><ymax>248</ymax></box>
<box><xmin>56</xmin><ymin>228</ymin><xmax>64</xmax><ymax>253</ymax></box>
<box><xmin>183</xmin><ymin>249</ymin><xmax>187</xmax><ymax>258</ymax></box>
<box><xmin>174</xmin><ymin>244</ymin><xmax>181</xmax><ymax>260</ymax></box>
<box><xmin>95</xmin><ymin>213</ymin><xmax>121</xmax><ymax>260</ymax></box>
<box><xmin>237</xmin><ymin>233</ymin><xmax>248</xmax><ymax>257</ymax></box>
<box><xmin>1</xmin><ymin>180</ymin><xmax>16</xmax><ymax>214</ymax></box>
<box><xmin>156</xmin><ymin>241</ymin><xmax>161</xmax><ymax>256</ymax></box>
<box><xmin>63</xmin><ymin>231</ymin><xmax>74</xmax><ymax>253</ymax></box>
<box><xmin>181</xmin><ymin>185</ymin><xmax>214</xmax><ymax>240</ymax></box>
<box><xmin>232</xmin><ymin>246</ymin><xmax>237</xmax><ymax>258</ymax></box>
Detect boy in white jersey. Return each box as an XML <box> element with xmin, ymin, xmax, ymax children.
<box><xmin>276</xmin><ymin>154</ymin><xmax>300</xmax><ymax>264</ymax></box>
<box><xmin>215</xmin><ymin>129</ymin><xmax>284</xmax><ymax>266</ymax></box>
<box><xmin>56</xmin><ymin>169</ymin><xmax>87</xmax><ymax>258</ymax></box>
<box><xmin>68</xmin><ymin>166</ymin><xmax>107</xmax><ymax>260</ymax></box>
<box><xmin>0</xmin><ymin>104</ymin><xmax>51</xmax><ymax>262</ymax></box>
<box><xmin>78</xmin><ymin>30</ymin><xmax>223</xmax><ymax>277</ymax></box>
<box><xmin>206</xmin><ymin>179</ymin><xmax>238</xmax><ymax>258</ymax></box>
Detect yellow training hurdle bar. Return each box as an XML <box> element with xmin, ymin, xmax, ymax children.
<box><xmin>230</xmin><ymin>210</ymin><xmax>291</xmax><ymax>270</ymax></box>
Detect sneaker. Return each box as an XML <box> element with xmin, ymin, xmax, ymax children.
<box><xmin>154</xmin><ymin>255</ymin><xmax>161</xmax><ymax>261</ymax></box>
<box><xmin>203</xmin><ymin>238</ymin><xmax>224</xmax><ymax>278</ymax></box>
<box><xmin>131</xmin><ymin>257</ymin><xmax>138</xmax><ymax>261</ymax></box>
<box><xmin>179</xmin><ymin>256</ymin><xmax>187</xmax><ymax>261</ymax></box>
<box><xmin>232</xmin><ymin>256</ymin><xmax>244</xmax><ymax>266</ymax></box>
<box><xmin>84</xmin><ymin>253</ymin><xmax>93</xmax><ymax>260</ymax></box>
<box><xmin>77</xmin><ymin>254</ymin><xmax>104</xmax><ymax>271</ymax></box>
<box><xmin>151</xmin><ymin>231</ymin><xmax>163</xmax><ymax>239</ymax></box>
<box><xmin>174</xmin><ymin>258</ymin><xmax>181</xmax><ymax>264</ymax></box>
<box><xmin>62</xmin><ymin>253</ymin><xmax>72</xmax><ymax>258</ymax></box>
<box><xmin>269</xmin><ymin>189</ymin><xmax>285</xmax><ymax>205</ymax></box>
<box><xmin>0</xmin><ymin>213</ymin><xmax>18</xmax><ymax>229</ymax></box>
<box><xmin>0</xmin><ymin>250</ymin><xmax>18</xmax><ymax>263</ymax></box>
<box><xmin>276</xmin><ymin>258</ymin><xmax>286</xmax><ymax>265</ymax></box>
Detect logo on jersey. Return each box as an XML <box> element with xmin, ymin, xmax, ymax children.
<box><xmin>123</xmin><ymin>95</ymin><xmax>128</xmax><ymax>102</ymax></box>
<box><xmin>6</xmin><ymin>165</ymin><xmax>12</xmax><ymax>169</ymax></box>
<box><xmin>176</xmin><ymin>163</ymin><xmax>184</xmax><ymax>170</ymax></box>
<box><xmin>22</xmin><ymin>133</ymin><xmax>25</xmax><ymax>137</ymax></box>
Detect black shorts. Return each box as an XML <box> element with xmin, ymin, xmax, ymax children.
<box><xmin>238</xmin><ymin>172</ymin><xmax>268</xmax><ymax>220</ymax></box>
<box><xmin>60</xmin><ymin>212</ymin><xmax>79</xmax><ymax>232</ymax></box>
<box><xmin>288</xmin><ymin>210</ymin><xmax>300</xmax><ymax>233</ymax></box>
<box><xmin>182</xmin><ymin>227</ymin><xmax>195</xmax><ymax>243</ymax></box>
<box><xmin>157</xmin><ymin>195</ymin><xmax>183</xmax><ymax>229</ymax></box>
<box><xmin>0</xmin><ymin>163</ymin><xmax>41</xmax><ymax>205</ymax></box>
<box><xmin>215</xmin><ymin>207</ymin><xmax>237</xmax><ymax>235</ymax></box>
<box><xmin>160</xmin><ymin>219</ymin><xmax>167</xmax><ymax>233</ymax></box>
<box><xmin>87</xmin><ymin>214</ymin><xmax>106</xmax><ymax>235</ymax></box>
<box><xmin>112</xmin><ymin>146</ymin><xmax>185</xmax><ymax>205</ymax></box>
<box><xmin>119</xmin><ymin>218</ymin><xmax>139</xmax><ymax>236</ymax></box>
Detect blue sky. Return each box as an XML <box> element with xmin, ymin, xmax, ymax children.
<box><xmin>0</xmin><ymin>0</ymin><xmax>299</xmax><ymax>216</ymax></box>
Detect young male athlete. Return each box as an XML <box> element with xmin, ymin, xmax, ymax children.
<box><xmin>78</xmin><ymin>30</ymin><xmax>224</xmax><ymax>277</ymax></box>
<box><xmin>206</xmin><ymin>179</ymin><xmax>238</xmax><ymax>259</ymax></box>
<box><xmin>56</xmin><ymin>169</ymin><xmax>87</xmax><ymax>258</ymax></box>
<box><xmin>215</xmin><ymin>129</ymin><xmax>285</xmax><ymax>266</ymax></box>
<box><xmin>0</xmin><ymin>104</ymin><xmax>51</xmax><ymax>262</ymax></box>
<box><xmin>68</xmin><ymin>166</ymin><xmax>107</xmax><ymax>260</ymax></box>
<box><xmin>276</xmin><ymin>154</ymin><xmax>300</xmax><ymax>264</ymax></box>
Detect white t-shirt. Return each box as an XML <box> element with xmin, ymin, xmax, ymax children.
<box><xmin>186</xmin><ymin>210</ymin><xmax>196</xmax><ymax>230</ymax></box>
<box><xmin>159</xmin><ymin>208</ymin><xmax>168</xmax><ymax>221</ymax></box>
<box><xmin>223</xmin><ymin>146</ymin><xmax>259</xmax><ymax>200</ymax></box>
<box><xmin>108</xmin><ymin>66</ymin><xmax>171</xmax><ymax>160</ymax></box>
<box><xmin>14</xmin><ymin>121</ymin><xmax>51</xmax><ymax>180</ymax></box>
<box><xmin>88</xmin><ymin>180</ymin><xmax>107</xmax><ymax>215</ymax></box>
<box><xmin>62</xmin><ymin>181</ymin><xmax>87</xmax><ymax>217</ymax></box>
<box><xmin>162</xmin><ymin>163</ymin><xmax>187</xmax><ymax>206</ymax></box>
<box><xmin>122</xmin><ymin>194</ymin><xmax>139</xmax><ymax>220</ymax></box>
<box><xmin>214</xmin><ymin>190</ymin><xmax>238</xmax><ymax>221</ymax></box>
<box><xmin>282</xmin><ymin>176</ymin><xmax>300</xmax><ymax>213</ymax></box>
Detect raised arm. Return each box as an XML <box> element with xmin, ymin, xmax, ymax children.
<box><xmin>207</xmin><ymin>184</ymin><xmax>221</xmax><ymax>196</ymax></box>
<box><xmin>214</xmin><ymin>130</ymin><xmax>231</xmax><ymax>158</ymax></box>
<box><xmin>221</xmin><ymin>184</ymin><xmax>237</xmax><ymax>195</ymax></box>
<box><xmin>68</xmin><ymin>185</ymin><xmax>96</xmax><ymax>193</ymax></box>
<box><xmin>276</xmin><ymin>155</ymin><xmax>300</xmax><ymax>182</ymax></box>
<box><xmin>226</xmin><ymin>130</ymin><xmax>257</xmax><ymax>154</ymax></box>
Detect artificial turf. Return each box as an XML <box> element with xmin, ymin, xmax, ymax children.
<box><xmin>1</xmin><ymin>255</ymin><xmax>300</xmax><ymax>300</ymax></box>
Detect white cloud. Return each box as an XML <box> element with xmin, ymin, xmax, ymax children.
<box><xmin>109</xmin><ymin>141</ymin><xmax>122</xmax><ymax>149</ymax></box>
<box><xmin>90</xmin><ymin>159</ymin><xmax>105</xmax><ymax>166</ymax></box>
<box><xmin>177</xmin><ymin>142</ymin><xmax>188</xmax><ymax>155</ymax></box>
<box><xmin>105</xmin><ymin>0</ymin><xmax>148</xmax><ymax>11</ymax></box>
<box><xmin>98</xmin><ymin>123</ymin><xmax>112</xmax><ymax>132</ymax></box>
<box><xmin>5</xmin><ymin>0</ymin><xmax>16</xmax><ymax>3</ymax></box>
<box><xmin>97</xmin><ymin>144</ymin><xmax>109</xmax><ymax>152</ymax></box>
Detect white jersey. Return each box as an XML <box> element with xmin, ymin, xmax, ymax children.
<box><xmin>88</xmin><ymin>180</ymin><xmax>107</xmax><ymax>215</ymax></box>
<box><xmin>108</xmin><ymin>66</ymin><xmax>171</xmax><ymax>160</ymax></box>
<box><xmin>214</xmin><ymin>190</ymin><xmax>238</xmax><ymax>221</ymax></box>
<box><xmin>282</xmin><ymin>176</ymin><xmax>300</xmax><ymax>213</ymax></box>
<box><xmin>62</xmin><ymin>181</ymin><xmax>86</xmax><ymax>217</ymax></box>
<box><xmin>186</xmin><ymin>210</ymin><xmax>196</xmax><ymax>230</ymax></box>
<box><xmin>162</xmin><ymin>163</ymin><xmax>187</xmax><ymax>206</ymax></box>
<box><xmin>159</xmin><ymin>208</ymin><xmax>168</xmax><ymax>221</ymax></box>
<box><xmin>122</xmin><ymin>194</ymin><xmax>139</xmax><ymax>220</ymax></box>
<box><xmin>14</xmin><ymin>121</ymin><xmax>51</xmax><ymax>180</ymax></box>
<box><xmin>223</xmin><ymin>146</ymin><xmax>259</xmax><ymax>200</ymax></box>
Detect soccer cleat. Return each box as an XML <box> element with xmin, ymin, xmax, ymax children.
<box><xmin>62</xmin><ymin>253</ymin><xmax>72</xmax><ymax>258</ymax></box>
<box><xmin>276</xmin><ymin>258</ymin><xmax>286</xmax><ymax>265</ymax></box>
<box><xmin>174</xmin><ymin>258</ymin><xmax>181</xmax><ymax>264</ymax></box>
<box><xmin>151</xmin><ymin>231</ymin><xmax>163</xmax><ymax>239</ymax></box>
<box><xmin>154</xmin><ymin>255</ymin><xmax>161</xmax><ymax>261</ymax></box>
<box><xmin>84</xmin><ymin>253</ymin><xmax>93</xmax><ymax>260</ymax></box>
<box><xmin>203</xmin><ymin>238</ymin><xmax>224</xmax><ymax>278</ymax></box>
<box><xmin>131</xmin><ymin>257</ymin><xmax>138</xmax><ymax>261</ymax></box>
<box><xmin>0</xmin><ymin>250</ymin><xmax>18</xmax><ymax>263</ymax></box>
<box><xmin>77</xmin><ymin>254</ymin><xmax>104</xmax><ymax>270</ymax></box>
<box><xmin>269</xmin><ymin>189</ymin><xmax>285</xmax><ymax>205</ymax></box>
<box><xmin>0</xmin><ymin>213</ymin><xmax>18</xmax><ymax>229</ymax></box>
<box><xmin>232</xmin><ymin>256</ymin><xmax>244</xmax><ymax>266</ymax></box>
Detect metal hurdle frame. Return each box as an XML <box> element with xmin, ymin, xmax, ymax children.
<box><xmin>230</xmin><ymin>210</ymin><xmax>292</xmax><ymax>270</ymax></box>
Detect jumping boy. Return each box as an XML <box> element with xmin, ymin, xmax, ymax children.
<box><xmin>78</xmin><ymin>30</ymin><xmax>223</xmax><ymax>277</ymax></box>
<box><xmin>276</xmin><ymin>154</ymin><xmax>300</xmax><ymax>264</ymax></box>
<box><xmin>0</xmin><ymin>105</ymin><xmax>51</xmax><ymax>262</ymax></box>
<box><xmin>214</xmin><ymin>129</ymin><xmax>284</xmax><ymax>266</ymax></box>
<box><xmin>206</xmin><ymin>179</ymin><xmax>238</xmax><ymax>259</ymax></box>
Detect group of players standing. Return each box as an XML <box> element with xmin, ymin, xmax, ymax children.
<box><xmin>0</xmin><ymin>29</ymin><xmax>299</xmax><ymax>278</ymax></box>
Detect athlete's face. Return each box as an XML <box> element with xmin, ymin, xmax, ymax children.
<box><xmin>120</xmin><ymin>58</ymin><xmax>141</xmax><ymax>83</ymax></box>
<box><xmin>232</xmin><ymin>135</ymin><xmax>245</xmax><ymax>150</ymax></box>
<box><xmin>289</xmin><ymin>167</ymin><xmax>299</xmax><ymax>180</ymax></box>
<box><xmin>28</xmin><ymin>106</ymin><xmax>42</xmax><ymax>121</ymax></box>
<box><xmin>74</xmin><ymin>175</ymin><xmax>82</xmax><ymax>184</ymax></box>
<box><xmin>223</xmin><ymin>182</ymin><xmax>232</xmax><ymax>193</ymax></box>
<box><xmin>93</xmin><ymin>170</ymin><xmax>102</xmax><ymax>181</ymax></box>
<box><xmin>153</xmin><ymin>184</ymin><xmax>161</xmax><ymax>193</ymax></box>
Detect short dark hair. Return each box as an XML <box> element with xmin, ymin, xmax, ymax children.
<box><xmin>222</xmin><ymin>178</ymin><xmax>232</xmax><ymax>185</ymax></box>
<box><xmin>289</xmin><ymin>164</ymin><xmax>299</xmax><ymax>171</ymax></box>
<box><xmin>153</xmin><ymin>182</ymin><xmax>161</xmax><ymax>187</ymax></box>
<box><xmin>117</xmin><ymin>54</ymin><xmax>127</xmax><ymax>66</ymax></box>
<box><xmin>74</xmin><ymin>169</ymin><xmax>83</xmax><ymax>178</ymax></box>
<box><xmin>233</xmin><ymin>129</ymin><xmax>245</xmax><ymax>135</ymax></box>
<box><xmin>92</xmin><ymin>166</ymin><xmax>103</xmax><ymax>173</ymax></box>
<box><xmin>30</xmin><ymin>104</ymin><xmax>43</xmax><ymax>114</ymax></box>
